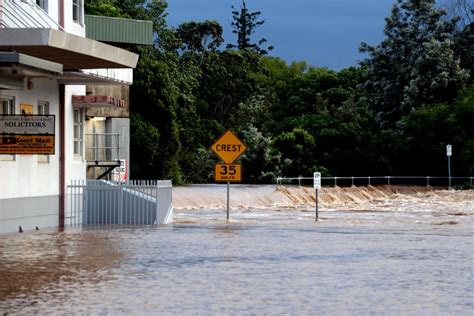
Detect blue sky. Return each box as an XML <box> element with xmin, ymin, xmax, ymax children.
<box><xmin>165</xmin><ymin>0</ymin><xmax>395</xmax><ymax>70</ymax></box>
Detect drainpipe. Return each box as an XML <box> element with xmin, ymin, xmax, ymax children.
<box><xmin>59</xmin><ymin>0</ymin><xmax>64</xmax><ymax>29</ymax></box>
<box><xmin>59</xmin><ymin>84</ymin><xmax>65</xmax><ymax>230</ymax></box>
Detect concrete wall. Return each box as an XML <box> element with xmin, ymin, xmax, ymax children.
<box><xmin>111</xmin><ymin>117</ymin><xmax>130</xmax><ymax>180</ymax></box>
<box><xmin>85</xmin><ymin>84</ymin><xmax>131</xmax><ymax>180</ymax></box>
<box><xmin>0</xmin><ymin>195</ymin><xmax>58</xmax><ymax>234</ymax></box>
<box><xmin>85</xmin><ymin>84</ymin><xmax>130</xmax><ymax>118</ymax></box>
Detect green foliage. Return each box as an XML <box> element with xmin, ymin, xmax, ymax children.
<box><xmin>129</xmin><ymin>113</ymin><xmax>160</xmax><ymax>179</ymax></box>
<box><xmin>454</xmin><ymin>23</ymin><xmax>474</xmax><ymax>80</ymax></box>
<box><xmin>360</xmin><ymin>0</ymin><xmax>469</xmax><ymax>128</ymax></box>
<box><xmin>176</xmin><ymin>20</ymin><xmax>224</xmax><ymax>54</ymax></box>
<box><xmin>403</xmin><ymin>86</ymin><xmax>474</xmax><ymax>174</ymax></box>
<box><xmin>240</xmin><ymin>126</ymin><xmax>281</xmax><ymax>183</ymax></box>
<box><xmin>273</xmin><ymin>128</ymin><xmax>317</xmax><ymax>176</ymax></box>
<box><xmin>85</xmin><ymin>1</ymin><xmax>126</xmax><ymax>17</ymax></box>
<box><xmin>130</xmin><ymin>47</ymin><xmax>183</xmax><ymax>183</ymax></box>
<box><xmin>194</xmin><ymin>50</ymin><xmax>263</xmax><ymax>129</ymax></box>
<box><xmin>93</xmin><ymin>1</ymin><xmax>472</xmax><ymax>182</ymax></box>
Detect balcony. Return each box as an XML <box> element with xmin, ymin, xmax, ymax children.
<box><xmin>85</xmin><ymin>133</ymin><xmax>121</xmax><ymax>179</ymax></box>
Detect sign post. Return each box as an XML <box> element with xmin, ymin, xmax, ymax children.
<box><xmin>446</xmin><ymin>144</ymin><xmax>452</xmax><ymax>189</ymax></box>
<box><xmin>313</xmin><ymin>172</ymin><xmax>321</xmax><ymax>221</ymax></box>
<box><xmin>211</xmin><ymin>130</ymin><xmax>247</xmax><ymax>222</ymax></box>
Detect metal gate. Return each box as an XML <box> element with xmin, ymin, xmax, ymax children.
<box><xmin>67</xmin><ymin>180</ymin><xmax>173</xmax><ymax>226</ymax></box>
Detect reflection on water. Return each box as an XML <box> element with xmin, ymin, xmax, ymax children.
<box><xmin>1</xmin><ymin>188</ymin><xmax>473</xmax><ymax>314</ymax></box>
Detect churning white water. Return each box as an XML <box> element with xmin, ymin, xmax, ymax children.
<box><xmin>173</xmin><ymin>184</ymin><xmax>474</xmax><ymax>227</ymax></box>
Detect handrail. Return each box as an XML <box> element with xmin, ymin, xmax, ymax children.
<box><xmin>85</xmin><ymin>133</ymin><xmax>120</xmax><ymax>162</ymax></box>
<box><xmin>276</xmin><ymin>176</ymin><xmax>474</xmax><ymax>187</ymax></box>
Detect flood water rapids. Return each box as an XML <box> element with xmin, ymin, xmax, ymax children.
<box><xmin>1</xmin><ymin>185</ymin><xmax>473</xmax><ymax>314</ymax></box>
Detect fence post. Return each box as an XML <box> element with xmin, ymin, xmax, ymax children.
<box><xmin>351</xmin><ymin>176</ymin><xmax>354</xmax><ymax>187</ymax></box>
<box><xmin>368</xmin><ymin>176</ymin><xmax>371</xmax><ymax>186</ymax></box>
<box><xmin>298</xmin><ymin>176</ymin><xmax>302</xmax><ymax>187</ymax></box>
<box><xmin>118</xmin><ymin>182</ymin><xmax>123</xmax><ymax>225</ymax></box>
<box><xmin>388</xmin><ymin>176</ymin><xmax>391</xmax><ymax>186</ymax></box>
<box><xmin>334</xmin><ymin>177</ymin><xmax>337</xmax><ymax>187</ymax></box>
<box><xmin>426</xmin><ymin>176</ymin><xmax>430</xmax><ymax>187</ymax></box>
<box><xmin>470</xmin><ymin>177</ymin><xmax>473</xmax><ymax>186</ymax></box>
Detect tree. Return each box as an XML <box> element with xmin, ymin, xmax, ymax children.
<box><xmin>360</xmin><ymin>0</ymin><xmax>469</xmax><ymax>128</ymax></box>
<box><xmin>226</xmin><ymin>0</ymin><xmax>273</xmax><ymax>54</ymax></box>
<box><xmin>273</xmin><ymin>128</ymin><xmax>317</xmax><ymax>176</ymax></box>
<box><xmin>454</xmin><ymin>22</ymin><xmax>474</xmax><ymax>80</ymax></box>
<box><xmin>85</xmin><ymin>1</ymin><xmax>126</xmax><ymax>17</ymax></box>
<box><xmin>240</xmin><ymin>126</ymin><xmax>281</xmax><ymax>183</ymax></box>
<box><xmin>402</xmin><ymin>86</ymin><xmax>474</xmax><ymax>175</ymax></box>
<box><xmin>176</xmin><ymin>20</ymin><xmax>224</xmax><ymax>54</ymax></box>
<box><xmin>130</xmin><ymin>113</ymin><xmax>160</xmax><ymax>179</ymax></box>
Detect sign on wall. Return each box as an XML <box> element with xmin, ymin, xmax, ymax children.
<box><xmin>0</xmin><ymin>115</ymin><xmax>55</xmax><ymax>155</ymax></box>
<box><xmin>20</xmin><ymin>103</ymin><xmax>34</xmax><ymax>115</ymax></box>
<box><xmin>0</xmin><ymin>115</ymin><xmax>55</xmax><ymax>134</ymax></box>
<box><xmin>0</xmin><ymin>135</ymin><xmax>55</xmax><ymax>154</ymax></box>
<box><xmin>113</xmin><ymin>159</ymin><xmax>127</xmax><ymax>182</ymax></box>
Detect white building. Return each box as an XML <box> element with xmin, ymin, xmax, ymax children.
<box><xmin>0</xmin><ymin>0</ymin><xmax>141</xmax><ymax>234</ymax></box>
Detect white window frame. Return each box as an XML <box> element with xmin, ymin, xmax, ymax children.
<box><xmin>1</xmin><ymin>95</ymin><xmax>15</xmax><ymax>115</ymax></box>
<box><xmin>72</xmin><ymin>0</ymin><xmax>83</xmax><ymax>24</ymax></box>
<box><xmin>73</xmin><ymin>108</ymin><xmax>84</xmax><ymax>159</ymax></box>
<box><xmin>0</xmin><ymin>95</ymin><xmax>16</xmax><ymax>161</ymax></box>
<box><xmin>37</xmin><ymin>100</ymin><xmax>50</xmax><ymax>163</ymax></box>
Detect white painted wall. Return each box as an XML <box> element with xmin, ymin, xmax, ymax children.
<box><xmin>46</xmin><ymin>0</ymin><xmax>59</xmax><ymax>23</ymax></box>
<box><xmin>63</xmin><ymin>0</ymin><xmax>85</xmax><ymax>36</ymax></box>
<box><xmin>65</xmin><ymin>85</ymin><xmax>87</xmax><ymax>185</ymax></box>
<box><xmin>0</xmin><ymin>79</ymin><xmax>60</xmax><ymax>199</ymax></box>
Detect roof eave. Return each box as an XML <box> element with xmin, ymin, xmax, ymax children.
<box><xmin>0</xmin><ymin>28</ymin><xmax>138</xmax><ymax>70</ymax></box>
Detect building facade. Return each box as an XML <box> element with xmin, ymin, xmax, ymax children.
<box><xmin>0</xmin><ymin>0</ymin><xmax>142</xmax><ymax>234</ymax></box>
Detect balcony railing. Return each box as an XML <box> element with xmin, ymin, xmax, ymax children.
<box><xmin>85</xmin><ymin>133</ymin><xmax>120</xmax><ymax>165</ymax></box>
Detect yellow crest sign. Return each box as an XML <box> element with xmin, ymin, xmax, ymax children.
<box><xmin>211</xmin><ymin>130</ymin><xmax>247</xmax><ymax>164</ymax></box>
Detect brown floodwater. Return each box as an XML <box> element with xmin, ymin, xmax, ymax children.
<box><xmin>1</xmin><ymin>187</ymin><xmax>473</xmax><ymax>314</ymax></box>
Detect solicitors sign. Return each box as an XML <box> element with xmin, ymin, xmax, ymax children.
<box><xmin>0</xmin><ymin>115</ymin><xmax>55</xmax><ymax>155</ymax></box>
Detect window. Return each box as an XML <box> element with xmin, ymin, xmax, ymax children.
<box><xmin>0</xmin><ymin>96</ymin><xmax>15</xmax><ymax>161</ymax></box>
<box><xmin>73</xmin><ymin>108</ymin><xmax>83</xmax><ymax>158</ymax></box>
<box><xmin>38</xmin><ymin>101</ymin><xmax>49</xmax><ymax>115</ymax></box>
<box><xmin>72</xmin><ymin>0</ymin><xmax>83</xmax><ymax>24</ymax></box>
<box><xmin>35</xmin><ymin>0</ymin><xmax>48</xmax><ymax>11</ymax></box>
<box><xmin>1</xmin><ymin>96</ymin><xmax>15</xmax><ymax>115</ymax></box>
<box><xmin>37</xmin><ymin>101</ymin><xmax>50</xmax><ymax>163</ymax></box>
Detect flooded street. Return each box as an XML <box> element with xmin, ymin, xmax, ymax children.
<box><xmin>1</xmin><ymin>186</ymin><xmax>473</xmax><ymax>314</ymax></box>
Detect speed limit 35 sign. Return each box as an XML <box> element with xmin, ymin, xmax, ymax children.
<box><xmin>214</xmin><ymin>163</ymin><xmax>242</xmax><ymax>182</ymax></box>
